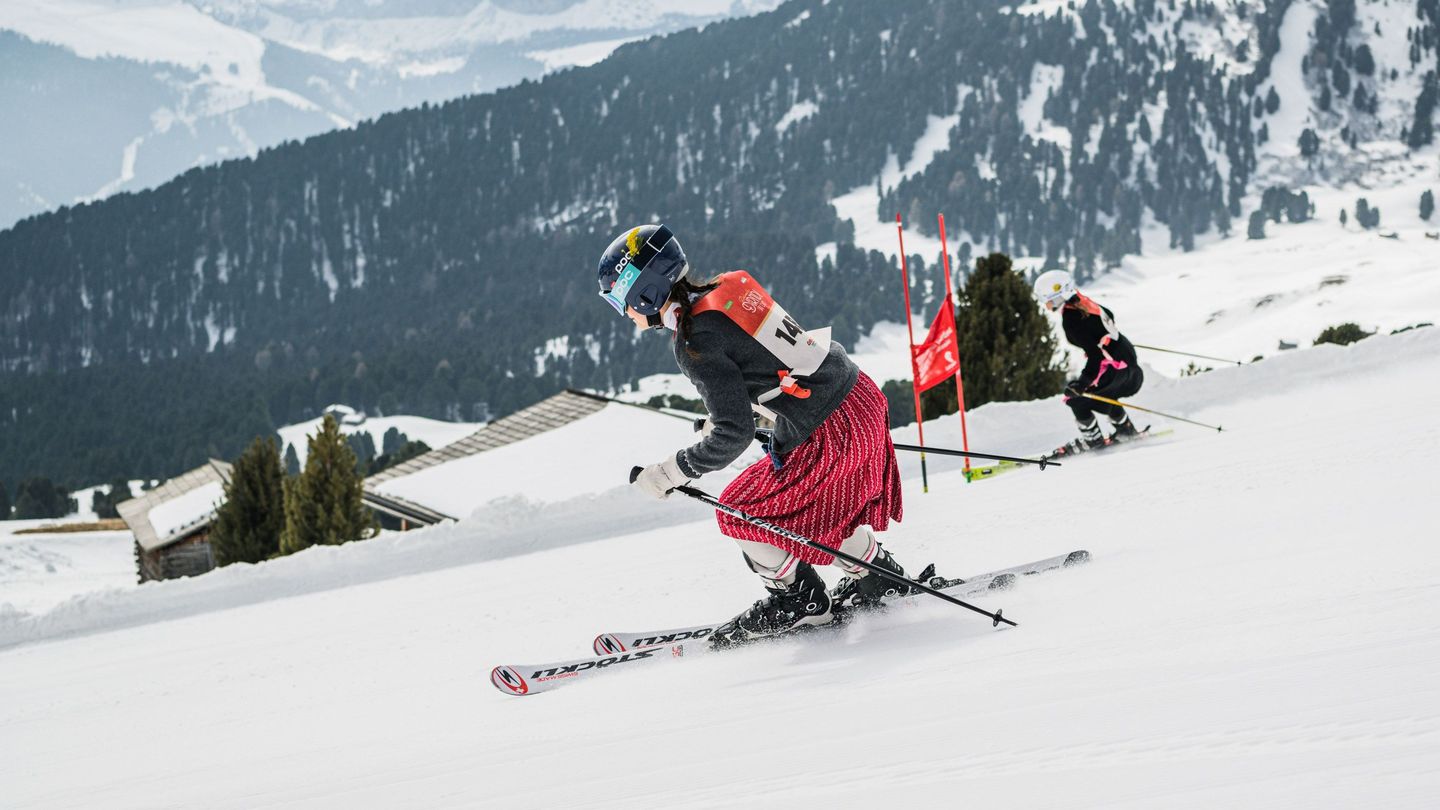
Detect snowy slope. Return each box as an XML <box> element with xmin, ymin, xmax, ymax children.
<box><xmin>0</xmin><ymin>526</ymin><xmax>134</xmax><ymax>615</ymax></box>
<box><xmin>3</xmin><ymin>327</ymin><xmax>1437</xmax><ymax>807</ymax></box>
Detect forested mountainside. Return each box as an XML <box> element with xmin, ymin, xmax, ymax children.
<box><xmin>0</xmin><ymin>0</ymin><xmax>786</xmax><ymax>229</ymax></box>
<box><xmin>2</xmin><ymin>0</ymin><xmax>1436</xmax><ymax>485</ymax></box>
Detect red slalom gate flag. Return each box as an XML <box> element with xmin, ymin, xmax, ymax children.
<box><xmin>912</xmin><ymin>304</ymin><xmax>960</xmax><ymax>393</ymax></box>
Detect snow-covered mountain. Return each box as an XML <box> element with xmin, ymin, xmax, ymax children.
<box><xmin>0</xmin><ymin>0</ymin><xmax>783</xmax><ymax>229</ymax></box>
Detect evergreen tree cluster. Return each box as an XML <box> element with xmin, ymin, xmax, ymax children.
<box><xmin>1354</xmin><ymin>197</ymin><xmax>1382</xmax><ymax>229</ymax></box>
<box><xmin>338</xmin><ymin>426</ymin><xmax>431</xmax><ymax>475</ymax></box>
<box><xmin>211</xmin><ymin>437</ymin><xmax>286</xmax><ymax>566</ymax></box>
<box><xmin>212</xmin><ymin>417</ymin><xmax>374</xmax><ymax>567</ymax></box>
<box><xmin>280</xmin><ymin>416</ymin><xmax>376</xmax><ymax>554</ymax></box>
<box><xmin>91</xmin><ymin>478</ymin><xmax>133</xmax><ymax>519</ymax></box>
<box><xmin>367</xmin><ymin>439</ymin><xmax>431</xmax><ymax>476</ymax></box>
<box><xmin>1260</xmin><ymin>186</ymin><xmax>1314</xmax><ymax>224</ymax></box>
<box><xmin>8</xmin><ymin>477</ymin><xmax>74</xmax><ymax>520</ymax></box>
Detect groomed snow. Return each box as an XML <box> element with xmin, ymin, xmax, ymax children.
<box><xmin>0</xmin><ymin>529</ymin><xmax>135</xmax><ymax>615</ymax></box>
<box><xmin>3</xmin><ymin>329</ymin><xmax>1437</xmax><ymax>807</ymax></box>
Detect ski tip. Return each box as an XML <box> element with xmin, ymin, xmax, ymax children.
<box><xmin>593</xmin><ymin>633</ymin><xmax>627</xmax><ymax>656</ymax></box>
<box><xmin>987</xmin><ymin>573</ymin><xmax>1018</xmax><ymax>591</ymax></box>
<box><xmin>1063</xmin><ymin>549</ymin><xmax>1092</xmax><ymax>567</ymax></box>
<box><xmin>491</xmin><ymin>665</ymin><xmax>531</xmax><ymax>697</ymax></box>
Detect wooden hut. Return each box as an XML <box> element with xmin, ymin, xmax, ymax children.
<box><xmin>117</xmin><ymin>459</ymin><xmax>232</xmax><ymax>582</ymax></box>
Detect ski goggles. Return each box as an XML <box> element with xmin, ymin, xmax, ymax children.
<box><xmin>599</xmin><ymin>259</ymin><xmax>643</xmax><ymax>316</ymax></box>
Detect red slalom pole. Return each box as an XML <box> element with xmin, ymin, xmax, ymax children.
<box><xmin>896</xmin><ymin>213</ymin><xmax>929</xmax><ymax>494</ymax></box>
<box><xmin>937</xmin><ymin>214</ymin><xmax>972</xmax><ymax>482</ymax></box>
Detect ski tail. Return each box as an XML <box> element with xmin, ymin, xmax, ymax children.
<box><xmin>494</xmin><ymin>645</ymin><xmax>693</xmax><ymax>697</ymax></box>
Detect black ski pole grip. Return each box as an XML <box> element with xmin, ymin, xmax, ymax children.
<box><xmin>629</xmin><ymin>465</ymin><xmax>643</xmax><ymax>484</ymax></box>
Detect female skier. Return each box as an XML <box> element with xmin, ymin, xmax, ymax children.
<box><xmin>1032</xmin><ymin>269</ymin><xmax>1144</xmax><ymax>454</ymax></box>
<box><xmin>596</xmin><ymin>224</ymin><xmax>912</xmax><ymax>646</ymax></box>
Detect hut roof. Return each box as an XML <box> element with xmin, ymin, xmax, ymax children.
<box><xmin>364</xmin><ymin>390</ymin><xmax>708</xmax><ymax>523</ymax></box>
<box><xmin>118</xmin><ymin>459</ymin><xmax>233</xmax><ymax>552</ymax></box>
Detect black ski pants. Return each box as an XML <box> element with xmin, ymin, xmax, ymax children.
<box><xmin>1066</xmin><ymin>365</ymin><xmax>1144</xmax><ymax>423</ymax></box>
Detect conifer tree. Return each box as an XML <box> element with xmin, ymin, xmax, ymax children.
<box><xmin>280</xmin><ymin>415</ymin><xmax>375</xmax><ymax>555</ymax></box>
<box><xmin>913</xmin><ymin>253</ymin><xmax>1066</xmax><ymax>420</ymax></box>
<box><xmin>0</xmin><ymin>480</ymin><xmax>9</xmax><ymax>520</ymax></box>
<box><xmin>1421</xmin><ymin>189</ymin><xmax>1434</xmax><ymax>221</ymax></box>
<box><xmin>1247</xmin><ymin>211</ymin><xmax>1267</xmax><ymax>239</ymax></box>
<box><xmin>211</xmin><ymin>437</ymin><xmax>286</xmax><ymax>565</ymax></box>
<box><xmin>93</xmin><ymin>478</ymin><xmax>133</xmax><ymax>519</ymax></box>
<box><xmin>284</xmin><ymin>443</ymin><xmax>301</xmax><ymax>476</ymax></box>
<box><xmin>12</xmin><ymin>477</ymin><xmax>71</xmax><ymax>519</ymax></box>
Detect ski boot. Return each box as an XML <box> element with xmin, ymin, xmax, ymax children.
<box><xmin>832</xmin><ymin>546</ymin><xmax>918</xmax><ymax>610</ymax></box>
<box><xmin>1108</xmin><ymin>414</ymin><xmax>1141</xmax><ymax>442</ymax></box>
<box><xmin>710</xmin><ymin>562</ymin><xmax>833</xmax><ymax>649</ymax></box>
<box><xmin>1052</xmin><ymin>417</ymin><xmax>1107</xmax><ymax>456</ymax></box>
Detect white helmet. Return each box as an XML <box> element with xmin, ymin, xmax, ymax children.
<box><xmin>1033</xmin><ymin>269</ymin><xmax>1077</xmax><ymax>311</ymax></box>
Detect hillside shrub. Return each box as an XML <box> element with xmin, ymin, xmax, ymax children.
<box><xmin>1314</xmin><ymin>323</ymin><xmax>1372</xmax><ymax>347</ymax></box>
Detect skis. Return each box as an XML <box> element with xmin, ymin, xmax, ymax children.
<box><xmin>1052</xmin><ymin>426</ymin><xmax>1172</xmax><ymax>458</ymax></box>
<box><xmin>965</xmin><ymin>458</ymin><xmax>1030</xmax><ymax>481</ymax></box>
<box><xmin>970</xmin><ymin>427</ymin><xmax>1174</xmax><ymax>481</ymax></box>
<box><xmin>490</xmin><ymin>549</ymin><xmax>1090</xmax><ymax>697</ymax></box>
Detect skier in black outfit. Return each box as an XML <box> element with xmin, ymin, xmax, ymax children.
<box><xmin>1032</xmin><ymin>270</ymin><xmax>1144</xmax><ymax>454</ymax></box>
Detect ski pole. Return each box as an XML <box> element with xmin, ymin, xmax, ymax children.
<box><xmin>630</xmin><ymin>467</ymin><xmax>1018</xmax><ymax>628</ymax></box>
<box><xmin>697</xmin><ymin>419</ymin><xmax>1059</xmax><ymax>469</ymax></box>
<box><xmin>1078</xmin><ymin>392</ymin><xmax>1223</xmax><ymax>432</ymax></box>
<box><xmin>890</xmin><ymin>441</ymin><xmax>1056</xmax><ymax>468</ymax></box>
<box><xmin>1131</xmin><ymin>344</ymin><xmax>1243</xmax><ymax>366</ymax></box>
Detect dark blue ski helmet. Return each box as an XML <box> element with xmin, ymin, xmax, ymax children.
<box><xmin>596</xmin><ymin>224</ymin><xmax>688</xmax><ymax>317</ymax></box>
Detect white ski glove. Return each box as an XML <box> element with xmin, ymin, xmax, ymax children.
<box><xmin>634</xmin><ymin>455</ymin><xmax>691</xmax><ymax>500</ymax></box>
<box><xmin>694</xmin><ymin>416</ymin><xmax>718</xmax><ymax>439</ymax></box>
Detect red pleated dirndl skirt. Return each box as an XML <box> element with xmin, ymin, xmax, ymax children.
<box><xmin>716</xmin><ymin>372</ymin><xmax>903</xmax><ymax>565</ymax></box>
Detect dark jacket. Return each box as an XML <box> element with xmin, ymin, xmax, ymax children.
<box><xmin>673</xmin><ymin>308</ymin><xmax>858</xmax><ymax>478</ymax></box>
<box><xmin>1062</xmin><ymin>299</ymin><xmax>1138</xmax><ymax>389</ymax></box>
